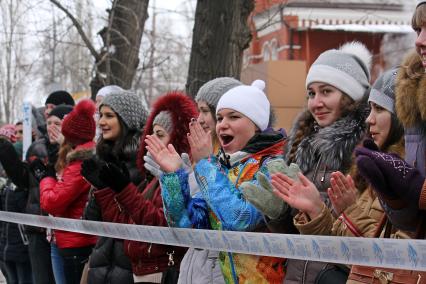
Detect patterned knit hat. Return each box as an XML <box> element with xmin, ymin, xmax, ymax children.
<box><xmin>216</xmin><ymin>80</ymin><xmax>270</xmax><ymax>131</ymax></box>
<box><xmin>100</xmin><ymin>90</ymin><xmax>147</xmax><ymax>130</ymax></box>
<box><xmin>0</xmin><ymin>124</ymin><xmax>16</xmax><ymax>142</ymax></box>
<box><xmin>368</xmin><ymin>67</ymin><xmax>398</xmax><ymax>114</ymax></box>
<box><xmin>45</xmin><ymin>90</ymin><xmax>75</xmax><ymax>106</ymax></box>
<box><xmin>153</xmin><ymin>111</ymin><xmax>173</xmax><ymax>134</ymax></box>
<box><xmin>195</xmin><ymin>77</ymin><xmax>242</xmax><ymax>111</ymax></box>
<box><xmin>62</xmin><ymin>99</ymin><xmax>96</xmax><ymax>145</ymax></box>
<box><xmin>48</xmin><ymin>105</ymin><xmax>73</xmax><ymax>120</ymax></box>
<box><xmin>306</xmin><ymin>41</ymin><xmax>372</xmax><ymax>101</ymax></box>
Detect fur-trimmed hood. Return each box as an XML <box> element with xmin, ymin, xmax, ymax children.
<box><xmin>396</xmin><ymin>51</ymin><xmax>426</xmax><ymax>130</ymax></box>
<box><xmin>66</xmin><ymin>141</ymin><xmax>95</xmax><ymax>164</ymax></box>
<box><xmin>137</xmin><ymin>91</ymin><xmax>198</xmax><ymax>173</ymax></box>
<box><xmin>285</xmin><ymin>100</ymin><xmax>369</xmax><ymax>173</ymax></box>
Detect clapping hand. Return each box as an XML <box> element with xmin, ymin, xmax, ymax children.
<box><xmin>327</xmin><ymin>171</ymin><xmax>357</xmax><ymax>215</ymax></box>
<box><xmin>145</xmin><ymin>135</ymin><xmax>182</xmax><ymax>173</ymax></box>
<box><xmin>271</xmin><ymin>172</ymin><xmax>324</xmax><ymax>219</ymax></box>
<box><xmin>188</xmin><ymin>119</ymin><xmax>213</xmax><ymax>163</ymax></box>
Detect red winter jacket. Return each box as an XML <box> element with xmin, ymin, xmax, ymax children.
<box><xmin>40</xmin><ymin>141</ymin><xmax>98</xmax><ymax>249</ymax></box>
<box><xmin>94</xmin><ymin>178</ymin><xmax>186</xmax><ymax>276</ymax></box>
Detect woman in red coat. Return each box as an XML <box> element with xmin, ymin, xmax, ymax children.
<box><xmin>38</xmin><ymin>99</ymin><xmax>98</xmax><ymax>284</ymax></box>
<box><xmin>84</xmin><ymin>91</ymin><xmax>197</xmax><ymax>284</ymax></box>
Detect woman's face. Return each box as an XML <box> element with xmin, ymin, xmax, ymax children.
<box><xmin>415</xmin><ymin>25</ymin><xmax>426</xmax><ymax>70</ymax></box>
<box><xmin>366</xmin><ymin>102</ymin><xmax>392</xmax><ymax>149</ymax></box>
<box><xmin>46</xmin><ymin>115</ymin><xmax>62</xmax><ymax>144</ymax></box>
<box><xmin>307</xmin><ymin>82</ymin><xmax>343</xmax><ymax>127</ymax></box>
<box><xmin>153</xmin><ymin>124</ymin><xmax>170</xmax><ymax>145</ymax></box>
<box><xmin>216</xmin><ymin>108</ymin><xmax>257</xmax><ymax>154</ymax></box>
<box><xmin>98</xmin><ymin>106</ymin><xmax>121</xmax><ymax>141</ymax></box>
<box><xmin>197</xmin><ymin>101</ymin><xmax>215</xmax><ymax>134</ymax></box>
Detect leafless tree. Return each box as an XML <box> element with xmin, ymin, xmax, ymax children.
<box><xmin>50</xmin><ymin>0</ymin><xmax>150</xmax><ymax>98</ymax></box>
<box><xmin>186</xmin><ymin>0</ymin><xmax>255</xmax><ymax>98</ymax></box>
<box><xmin>0</xmin><ymin>1</ymin><xmax>34</xmax><ymax>123</ymax></box>
<box><xmin>37</xmin><ymin>1</ymin><xmax>93</xmax><ymax>94</ymax></box>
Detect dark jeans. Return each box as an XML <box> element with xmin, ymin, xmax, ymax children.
<box><xmin>28</xmin><ymin>233</ymin><xmax>55</xmax><ymax>284</ymax></box>
<box><xmin>3</xmin><ymin>260</ymin><xmax>33</xmax><ymax>284</ymax></box>
<box><xmin>58</xmin><ymin>246</ymin><xmax>93</xmax><ymax>284</ymax></box>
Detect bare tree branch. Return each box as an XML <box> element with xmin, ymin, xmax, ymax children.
<box><xmin>49</xmin><ymin>0</ymin><xmax>100</xmax><ymax>61</ymax></box>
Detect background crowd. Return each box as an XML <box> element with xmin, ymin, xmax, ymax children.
<box><xmin>0</xmin><ymin>1</ymin><xmax>425</xmax><ymax>284</ymax></box>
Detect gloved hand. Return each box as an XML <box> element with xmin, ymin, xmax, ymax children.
<box><xmin>266</xmin><ymin>158</ymin><xmax>301</xmax><ymax>180</ymax></box>
<box><xmin>355</xmin><ymin>145</ymin><xmax>425</xmax><ymax>207</ymax></box>
<box><xmin>81</xmin><ymin>158</ymin><xmax>107</xmax><ymax>189</ymax></box>
<box><xmin>241</xmin><ymin>158</ymin><xmax>301</xmax><ymax>219</ymax></box>
<box><xmin>30</xmin><ymin>159</ymin><xmax>55</xmax><ymax>181</ymax></box>
<box><xmin>144</xmin><ymin>152</ymin><xmax>192</xmax><ymax>178</ymax></box>
<box><xmin>99</xmin><ymin>162</ymin><xmax>130</xmax><ymax>193</ymax></box>
<box><xmin>241</xmin><ymin>171</ymin><xmax>288</xmax><ymax>219</ymax></box>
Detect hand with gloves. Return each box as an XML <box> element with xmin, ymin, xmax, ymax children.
<box><xmin>99</xmin><ymin>161</ymin><xmax>130</xmax><ymax>193</ymax></box>
<box><xmin>240</xmin><ymin>158</ymin><xmax>301</xmax><ymax>219</ymax></box>
<box><xmin>144</xmin><ymin>152</ymin><xmax>192</xmax><ymax>178</ymax></box>
<box><xmin>81</xmin><ymin>158</ymin><xmax>107</xmax><ymax>190</ymax></box>
<box><xmin>355</xmin><ymin>139</ymin><xmax>426</xmax><ymax>209</ymax></box>
<box><xmin>30</xmin><ymin>159</ymin><xmax>56</xmax><ymax>181</ymax></box>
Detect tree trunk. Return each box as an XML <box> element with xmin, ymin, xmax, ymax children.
<box><xmin>186</xmin><ymin>0</ymin><xmax>254</xmax><ymax>98</ymax></box>
<box><xmin>90</xmin><ymin>0</ymin><xmax>149</xmax><ymax>98</ymax></box>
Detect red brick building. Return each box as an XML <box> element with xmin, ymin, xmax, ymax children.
<box><xmin>241</xmin><ymin>0</ymin><xmax>414</xmax><ymax>130</ymax></box>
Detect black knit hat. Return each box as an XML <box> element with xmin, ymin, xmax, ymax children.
<box><xmin>48</xmin><ymin>105</ymin><xmax>74</xmax><ymax>120</ymax></box>
<box><xmin>45</xmin><ymin>90</ymin><xmax>75</xmax><ymax>106</ymax></box>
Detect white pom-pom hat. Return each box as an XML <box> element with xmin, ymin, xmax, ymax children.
<box><xmin>216</xmin><ymin>79</ymin><xmax>270</xmax><ymax>131</ymax></box>
<box><xmin>306</xmin><ymin>41</ymin><xmax>372</xmax><ymax>101</ymax></box>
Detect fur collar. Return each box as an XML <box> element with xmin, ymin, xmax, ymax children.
<box><xmin>396</xmin><ymin>51</ymin><xmax>426</xmax><ymax>130</ymax></box>
<box><xmin>66</xmin><ymin>142</ymin><xmax>95</xmax><ymax>164</ymax></box>
<box><xmin>285</xmin><ymin>101</ymin><xmax>369</xmax><ymax>173</ymax></box>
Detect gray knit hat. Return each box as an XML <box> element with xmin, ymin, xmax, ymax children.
<box><xmin>368</xmin><ymin>67</ymin><xmax>398</xmax><ymax>114</ymax></box>
<box><xmin>195</xmin><ymin>77</ymin><xmax>242</xmax><ymax>111</ymax></box>
<box><xmin>306</xmin><ymin>41</ymin><xmax>372</xmax><ymax>101</ymax></box>
<box><xmin>100</xmin><ymin>90</ymin><xmax>147</xmax><ymax>130</ymax></box>
<box><xmin>153</xmin><ymin>111</ymin><xmax>173</xmax><ymax>134</ymax></box>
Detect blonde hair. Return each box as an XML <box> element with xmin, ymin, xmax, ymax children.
<box><xmin>55</xmin><ymin>140</ymin><xmax>73</xmax><ymax>174</ymax></box>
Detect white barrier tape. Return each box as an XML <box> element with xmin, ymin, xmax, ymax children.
<box><xmin>1</xmin><ymin>211</ymin><xmax>426</xmax><ymax>271</ymax></box>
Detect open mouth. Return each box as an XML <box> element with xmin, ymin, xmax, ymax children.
<box><xmin>220</xmin><ymin>134</ymin><xmax>234</xmax><ymax>146</ymax></box>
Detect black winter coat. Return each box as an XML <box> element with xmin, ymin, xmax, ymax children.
<box><xmin>0</xmin><ymin>178</ymin><xmax>31</xmax><ymax>263</ymax></box>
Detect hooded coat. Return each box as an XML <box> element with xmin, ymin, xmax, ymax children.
<box><xmin>40</xmin><ymin>141</ymin><xmax>98</xmax><ymax>248</ymax></box>
<box><xmin>94</xmin><ymin>92</ymin><xmax>196</xmax><ymax>281</ymax></box>
<box><xmin>377</xmin><ymin>51</ymin><xmax>426</xmax><ymax>231</ymax></box>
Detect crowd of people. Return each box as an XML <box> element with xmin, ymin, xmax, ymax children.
<box><xmin>0</xmin><ymin>1</ymin><xmax>425</xmax><ymax>284</ymax></box>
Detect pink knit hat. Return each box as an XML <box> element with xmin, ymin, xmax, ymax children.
<box><xmin>0</xmin><ymin>124</ymin><xmax>16</xmax><ymax>142</ymax></box>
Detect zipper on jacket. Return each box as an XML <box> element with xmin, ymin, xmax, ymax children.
<box><xmin>302</xmin><ymin>260</ymin><xmax>309</xmax><ymax>284</ymax></box>
<box><xmin>147</xmin><ymin>243</ymin><xmax>152</xmax><ymax>257</ymax></box>
<box><xmin>320</xmin><ymin>164</ymin><xmax>327</xmax><ymax>182</ymax></box>
<box><xmin>3</xmin><ymin>187</ymin><xmax>9</xmax><ymax>262</ymax></box>
<box><xmin>167</xmin><ymin>251</ymin><xmax>175</xmax><ymax>266</ymax></box>
<box><xmin>228</xmin><ymin>252</ymin><xmax>239</xmax><ymax>284</ymax></box>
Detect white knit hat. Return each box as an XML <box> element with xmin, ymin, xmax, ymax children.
<box><xmin>96</xmin><ymin>85</ymin><xmax>123</xmax><ymax>98</ymax></box>
<box><xmin>216</xmin><ymin>80</ymin><xmax>270</xmax><ymax>131</ymax></box>
<box><xmin>306</xmin><ymin>41</ymin><xmax>372</xmax><ymax>101</ymax></box>
<box><xmin>418</xmin><ymin>0</ymin><xmax>426</xmax><ymax>7</ymax></box>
